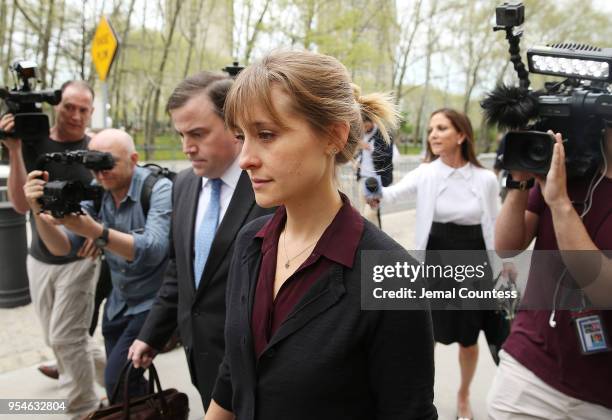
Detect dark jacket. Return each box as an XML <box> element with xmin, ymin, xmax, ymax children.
<box><xmin>138</xmin><ymin>168</ymin><xmax>273</xmax><ymax>409</ymax></box>
<box><xmin>357</xmin><ymin>127</ymin><xmax>395</xmax><ymax>187</ymax></box>
<box><xmin>212</xmin><ymin>216</ymin><xmax>437</xmax><ymax>420</ymax></box>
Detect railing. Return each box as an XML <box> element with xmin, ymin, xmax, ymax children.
<box><xmin>0</xmin><ymin>152</ymin><xmax>496</xmax><ymax>213</ymax></box>
<box><xmin>147</xmin><ymin>153</ymin><xmax>497</xmax><ymax>215</ymax></box>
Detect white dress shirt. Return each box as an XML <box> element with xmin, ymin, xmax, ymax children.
<box><xmin>360</xmin><ymin>125</ymin><xmax>379</xmax><ymax>178</ymax></box>
<box><xmin>433</xmin><ymin>161</ymin><xmax>482</xmax><ymax>225</ymax></box>
<box><xmin>194</xmin><ymin>157</ymin><xmax>242</xmax><ymax>239</ymax></box>
<box><xmin>381</xmin><ymin>158</ymin><xmax>499</xmax><ymax>250</ymax></box>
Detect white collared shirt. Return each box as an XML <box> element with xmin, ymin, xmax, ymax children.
<box><xmin>433</xmin><ymin>161</ymin><xmax>482</xmax><ymax>225</ymax></box>
<box><xmin>194</xmin><ymin>157</ymin><xmax>242</xmax><ymax>238</ymax></box>
<box><xmin>360</xmin><ymin>125</ymin><xmax>379</xmax><ymax>178</ymax></box>
<box><xmin>381</xmin><ymin>158</ymin><xmax>499</xmax><ymax>250</ymax></box>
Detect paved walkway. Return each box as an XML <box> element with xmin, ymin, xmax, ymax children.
<box><xmin>0</xmin><ymin>208</ymin><xmax>498</xmax><ymax>419</ymax></box>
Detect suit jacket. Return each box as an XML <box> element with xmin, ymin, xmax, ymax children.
<box><xmin>138</xmin><ymin>168</ymin><xmax>273</xmax><ymax>409</ymax></box>
<box><xmin>212</xmin><ymin>216</ymin><xmax>438</xmax><ymax>420</ymax></box>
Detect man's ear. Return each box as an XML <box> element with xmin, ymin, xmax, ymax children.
<box><xmin>326</xmin><ymin>121</ymin><xmax>350</xmax><ymax>155</ymax></box>
<box><xmin>130</xmin><ymin>152</ymin><xmax>139</xmax><ymax>166</ymax></box>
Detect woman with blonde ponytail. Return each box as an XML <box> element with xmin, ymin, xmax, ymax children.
<box><xmin>355</xmin><ymin>89</ymin><xmax>400</xmax><ymax>227</ymax></box>
<box><xmin>204</xmin><ymin>50</ymin><xmax>437</xmax><ymax>420</ymax></box>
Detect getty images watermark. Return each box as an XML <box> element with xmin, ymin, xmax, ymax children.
<box><xmin>371</xmin><ymin>259</ymin><xmax>517</xmax><ymax>300</ymax></box>
<box><xmin>360</xmin><ymin>250</ymin><xmax>612</xmax><ymax>311</ymax></box>
<box><xmin>0</xmin><ymin>399</ymin><xmax>67</xmax><ymax>414</ymax></box>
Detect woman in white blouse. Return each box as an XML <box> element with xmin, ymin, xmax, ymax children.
<box><xmin>371</xmin><ymin>108</ymin><xmax>499</xmax><ymax>420</ymax></box>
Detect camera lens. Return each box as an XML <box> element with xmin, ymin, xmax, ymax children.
<box><xmin>512</xmin><ymin>133</ymin><xmax>553</xmax><ymax>173</ymax></box>
<box><xmin>526</xmin><ymin>137</ymin><xmax>549</xmax><ymax>163</ymax></box>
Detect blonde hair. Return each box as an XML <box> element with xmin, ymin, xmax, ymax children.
<box><xmin>224</xmin><ymin>50</ymin><xmax>399</xmax><ymax>164</ymax></box>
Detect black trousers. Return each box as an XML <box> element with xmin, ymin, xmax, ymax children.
<box><xmin>101</xmin><ymin>308</ymin><xmax>149</xmax><ymax>402</ymax></box>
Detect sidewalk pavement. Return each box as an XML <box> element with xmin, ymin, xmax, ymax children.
<box><xmin>0</xmin><ymin>208</ymin><xmax>498</xmax><ymax>419</ymax></box>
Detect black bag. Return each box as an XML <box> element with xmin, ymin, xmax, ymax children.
<box><xmin>483</xmin><ymin>309</ymin><xmax>511</xmax><ymax>365</ymax></box>
<box><xmin>483</xmin><ymin>272</ymin><xmax>521</xmax><ymax>365</ymax></box>
<box><xmin>86</xmin><ymin>361</ymin><xmax>189</xmax><ymax>420</ymax></box>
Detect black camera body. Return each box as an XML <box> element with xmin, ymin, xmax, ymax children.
<box><xmin>495</xmin><ymin>2</ymin><xmax>524</xmax><ymax>28</ymax></box>
<box><xmin>36</xmin><ymin>150</ymin><xmax>115</xmax><ymax>171</ymax></box>
<box><xmin>498</xmin><ymin>131</ymin><xmax>554</xmax><ymax>174</ymax></box>
<box><xmin>0</xmin><ymin>60</ymin><xmax>61</xmax><ymax>143</ymax></box>
<box><xmin>41</xmin><ymin>181</ymin><xmax>104</xmax><ymax>218</ymax></box>
<box><xmin>36</xmin><ymin>150</ymin><xmax>115</xmax><ymax>218</ymax></box>
<box><xmin>483</xmin><ymin>3</ymin><xmax>612</xmax><ymax>177</ymax></box>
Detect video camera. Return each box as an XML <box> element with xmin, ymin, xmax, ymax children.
<box><xmin>482</xmin><ymin>2</ymin><xmax>612</xmax><ymax>177</ymax></box>
<box><xmin>223</xmin><ymin>61</ymin><xmax>244</xmax><ymax>78</ymax></box>
<box><xmin>36</xmin><ymin>150</ymin><xmax>115</xmax><ymax>218</ymax></box>
<box><xmin>0</xmin><ymin>60</ymin><xmax>61</xmax><ymax>143</ymax></box>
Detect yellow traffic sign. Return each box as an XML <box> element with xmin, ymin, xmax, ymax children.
<box><xmin>91</xmin><ymin>17</ymin><xmax>119</xmax><ymax>81</ymax></box>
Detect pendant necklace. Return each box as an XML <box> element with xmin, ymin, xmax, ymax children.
<box><xmin>282</xmin><ymin>230</ymin><xmax>317</xmax><ymax>269</ymax></box>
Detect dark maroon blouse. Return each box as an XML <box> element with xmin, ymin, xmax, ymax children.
<box><xmin>251</xmin><ymin>194</ymin><xmax>364</xmax><ymax>359</ymax></box>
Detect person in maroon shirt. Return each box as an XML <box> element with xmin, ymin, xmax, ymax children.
<box><xmin>490</xmin><ymin>129</ymin><xmax>612</xmax><ymax>419</ymax></box>
<box><xmin>204</xmin><ymin>50</ymin><xmax>437</xmax><ymax>420</ymax></box>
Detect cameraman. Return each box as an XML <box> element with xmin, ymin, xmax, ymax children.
<box><xmin>488</xmin><ymin>131</ymin><xmax>612</xmax><ymax>418</ymax></box>
<box><xmin>0</xmin><ymin>81</ymin><xmax>105</xmax><ymax>416</ymax></box>
<box><xmin>23</xmin><ymin>128</ymin><xmax>172</xmax><ymax>403</ymax></box>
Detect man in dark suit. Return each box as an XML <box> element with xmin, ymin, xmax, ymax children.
<box><xmin>128</xmin><ymin>72</ymin><xmax>272</xmax><ymax>410</ymax></box>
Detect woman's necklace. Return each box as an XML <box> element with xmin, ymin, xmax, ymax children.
<box><xmin>282</xmin><ymin>230</ymin><xmax>317</xmax><ymax>269</ymax></box>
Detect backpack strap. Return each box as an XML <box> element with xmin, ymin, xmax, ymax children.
<box><xmin>140</xmin><ymin>172</ymin><xmax>162</xmax><ymax>218</ymax></box>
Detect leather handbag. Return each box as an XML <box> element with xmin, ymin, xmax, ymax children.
<box><xmin>86</xmin><ymin>361</ymin><xmax>189</xmax><ymax>420</ymax></box>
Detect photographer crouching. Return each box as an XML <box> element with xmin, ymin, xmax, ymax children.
<box><xmin>1</xmin><ymin>80</ymin><xmax>108</xmax><ymax>417</ymax></box>
<box><xmin>23</xmin><ymin>129</ymin><xmax>172</xmax><ymax>408</ymax></box>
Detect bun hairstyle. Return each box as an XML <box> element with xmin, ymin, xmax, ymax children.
<box><xmin>224</xmin><ymin>50</ymin><xmax>399</xmax><ymax>164</ymax></box>
<box><xmin>354</xmin><ymin>85</ymin><xmax>399</xmax><ymax>144</ymax></box>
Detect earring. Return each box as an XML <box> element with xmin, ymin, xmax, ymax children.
<box><xmin>330</xmin><ymin>148</ymin><xmax>338</xmax><ymax>155</ymax></box>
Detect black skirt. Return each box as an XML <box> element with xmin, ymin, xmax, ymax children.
<box><xmin>426</xmin><ymin>222</ymin><xmax>493</xmax><ymax>347</ymax></box>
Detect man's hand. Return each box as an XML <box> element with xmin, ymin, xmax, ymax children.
<box><xmin>77</xmin><ymin>238</ymin><xmax>101</xmax><ymax>260</ymax></box>
<box><xmin>537</xmin><ymin>131</ymin><xmax>571</xmax><ymax>211</ymax></box>
<box><xmin>40</xmin><ymin>211</ymin><xmax>103</xmax><ymax>240</ymax></box>
<box><xmin>128</xmin><ymin>339</ymin><xmax>158</xmax><ymax>369</ymax></box>
<box><xmin>0</xmin><ymin>114</ymin><xmax>22</xmax><ymax>151</ymax></box>
<box><xmin>501</xmin><ymin>261</ymin><xmax>518</xmax><ymax>284</ymax></box>
<box><xmin>23</xmin><ymin>170</ymin><xmax>49</xmax><ymax>213</ymax></box>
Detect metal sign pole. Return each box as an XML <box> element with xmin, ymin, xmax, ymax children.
<box><xmin>102</xmin><ymin>81</ymin><xmax>109</xmax><ymax>128</ymax></box>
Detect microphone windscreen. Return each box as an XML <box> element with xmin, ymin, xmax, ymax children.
<box><xmin>365</xmin><ymin>177</ymin><xmax>379</xmax><ymax>193</ymax></box>
<box><xmin>481</xmin><ymin>84</ymin><xmax>539</xmax><ymax>129</ymax></box>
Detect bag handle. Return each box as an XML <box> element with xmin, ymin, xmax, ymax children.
<box><xmin>109</xmin><ymin>361</ymin><xmax>169</xmax><ymax>419</ymax></box>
